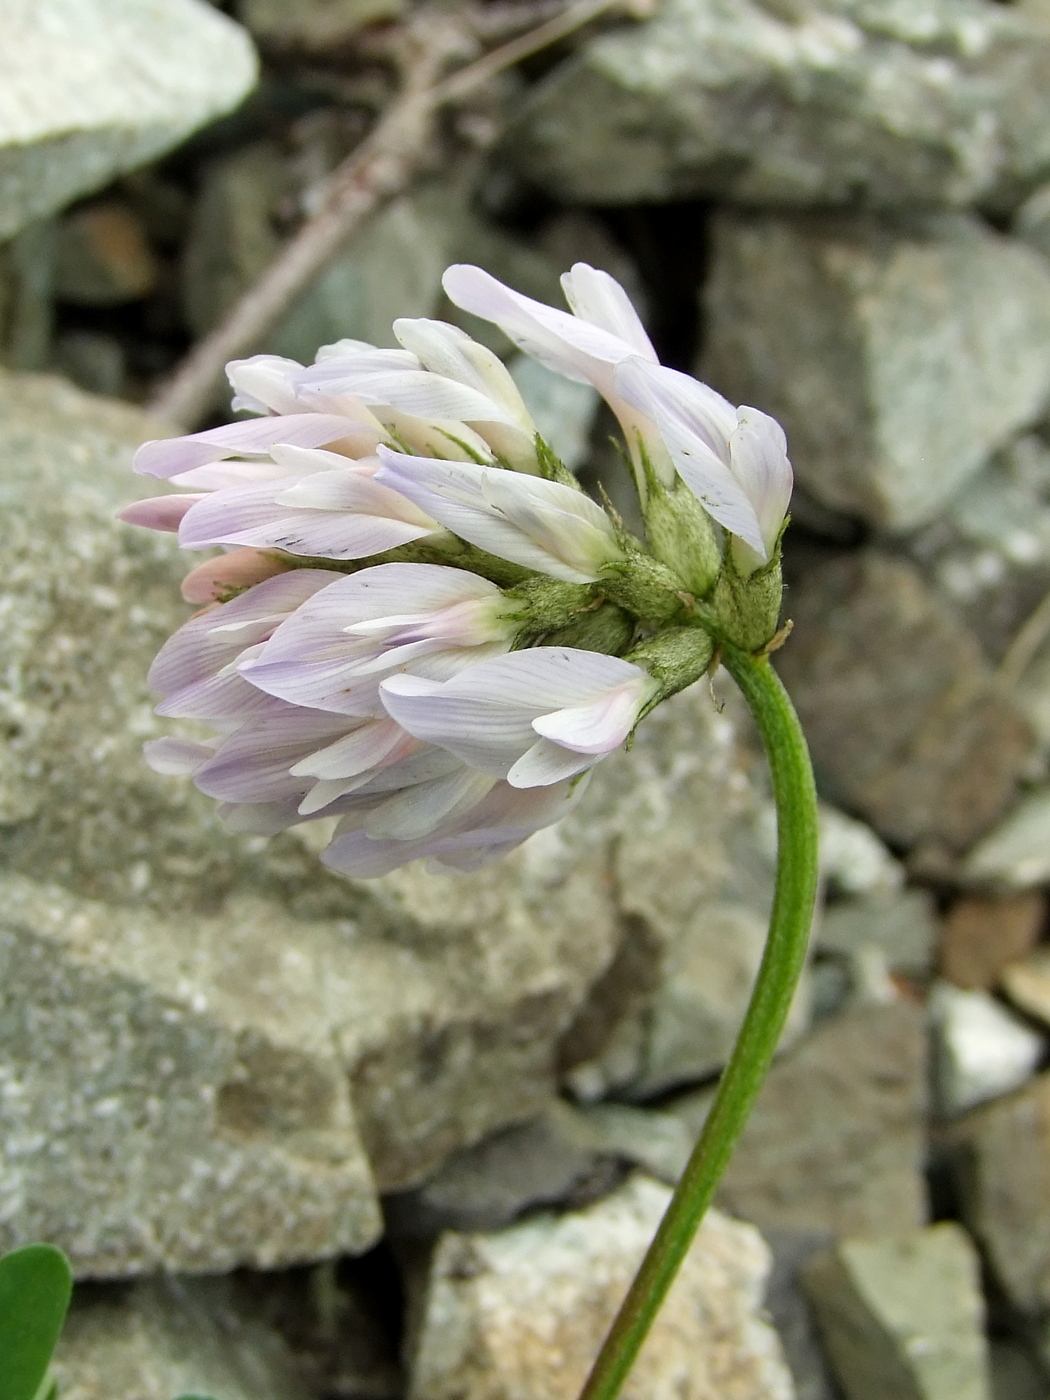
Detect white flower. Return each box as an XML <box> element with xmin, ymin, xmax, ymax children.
<box><xmin>379</xmin><ymin>647</ymin><xmax>657</xmax><ymax>788</ymax></box>
<box><xmin>615</xmin><ymin>357</ymin><xmax>793</xmax><ymax>570</ymax></box>
<box><xmin>441</xmin><ymin>262</ymin><xmax>672</xmax><ymax>488</ymax></box>
<box><xmin>373</xmin><ymin>446</ymin><xmax>624</xmax><ymax>584</ymax></box>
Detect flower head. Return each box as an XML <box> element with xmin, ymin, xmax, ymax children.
<box><xmin>123</xmin><ymin>260</ymin><xmax>793</xmax><ymax>877</ymax></box>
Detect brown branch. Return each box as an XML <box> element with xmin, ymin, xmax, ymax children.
<box><xmin>148</xmin><ymin>0</ymin><xmax>623</xmax><ymax>429</ymax></box>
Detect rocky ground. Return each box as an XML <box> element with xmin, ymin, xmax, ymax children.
<box><xmin>9</xmin><ymin>1</ymin><xmax>1050</xmax><ymax>1398</ymax></box>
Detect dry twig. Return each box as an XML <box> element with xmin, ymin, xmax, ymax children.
<box><xmin>148</xmin><ymin>0</ymin><xmax>623</xmax><ymax>429</ymax></box>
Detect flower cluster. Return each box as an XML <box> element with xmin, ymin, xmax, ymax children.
<box><xmin>124</xmin><ymin>263</ymin><xmax>792</xmax><ymax>877</ymax></box>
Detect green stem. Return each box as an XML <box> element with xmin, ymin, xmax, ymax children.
<box><xmin>576</xmin><ymin>645</ymin><xmax>819</xmax><ymax>1400</ymax></box>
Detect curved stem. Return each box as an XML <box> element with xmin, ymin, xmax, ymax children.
<box><xmin>576</xmin><ymin>646</ymin><xmax>819</xmax><ymax>1400</ymax></box>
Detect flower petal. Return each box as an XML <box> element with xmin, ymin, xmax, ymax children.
<box><xmin>560</xmin><ymin>263</ymin><xmax>656</xmax><ymax>360</ymax></box>
<box><xmin>119</xmin><ymin>493</ymin><xmax>205</xmax><ymax>532</ymax></box>
<box><xmin>180</xmin><ymin>548</ymin><xmax>293</xmax><ymax>605</ymax></box>
<box><xmin>728</xmin><ymin>407</ymin><xmax>793</xmax><ymax>559</ymax></box>
<box><xmin>134</xmin><ymin>414</ymin><xmax>375</xmax><ymax>480</ymax></box>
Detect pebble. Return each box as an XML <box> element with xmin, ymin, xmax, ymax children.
<box><xmin>929</xmin><ymin>982</ymin><xmax>1045</xmax><ymax>1116</ymax></box>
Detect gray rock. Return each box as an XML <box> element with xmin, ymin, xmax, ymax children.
<box><xmin>385</xmin><ymin>1100</ymin><xmax>626</xmax><ymax>1238</ymax></box>
<box><xmin>558</xmin><ymin>680</ymin><xmax>788</xmax><ymax>1102</ymax></box>
<box><xmin>406</xmin><ymin>1173</ymin><xmax>795</xmax><ymax>1400</ymax></box>
<box><xmin>1001</xmin><ymin>948</ymin><xmax>1050</xmax><ymax>1030</ymax></box>
<box><xmin>929</xmin><ymin>981</ymin><xmax>1045</xmax><ymax>1116</ymax></box>
<box><xmin>954</xmin><ymin>1069</ymin><xmax>1050</xmax><ymax>1315</ymax></box>
<box><xmin>818</xmin><ymin>805</ymin><xmax>905</xmax><ymax>900</ymax></box>
<box><xmin>54</xmin><ymin>330</ymin><xmax>127</xmax><ymax>398</ymax></box>
<box><xmin>775</xmin><ymin>551</ymin><xmax>1033</xmax><ymax>853</ymax></box>
<box><xmin>817</xmin><ymin>889</ymin><xmax>938</xmax><ymax>977</ymax></box>
<box><xmin>53</xmin><ymin>200</ymin><xmax>157</xmax><ymax>307</ymax></box>
<box><xmin>964</xmin><ymin>789</ymin><xmax>1050</xmax><ymax>888</ymax></box>
<box><xmin>236</xmin><ymin>0</ymin><xmax>403</xmax><ymax>49</ymax></box>
<box><xmin>907</xmin><ymin>433</ymin><xmax>1050</xmax><ymax>668</ymax></box>
<box><xmin>803</xmin><ymin>1224</ymin><xmax>991</xmax><ymax>1400</ymax></box>
<box><xmin>762</xmin><ymin>1230</ymin><xmax>843</xmax><ymax>1400</ymax></box>
<box><xmin>672</xmin><ymin>1001</ymin><xmax>929</xmax><ymax>1238</ymax></box>
<box><xmin>52</xmin><ymin>1275</ymin><xmax>310</xmax><ymax>1400</ymax></box>
<box><xmin>939</xmin><ymin>892</ymin><xmax>1046</xmax><ymax>991</ymax></box>
<box><xmin>989</xmin><ymin>1340</ymin><xmax>1047</xmax><ymax>1400</ymax></box>
<box><xmin>501</xmin><ymin>0</ymin><xmax>1050</xmax><ymax>210</ymax></box>
<box><xmin>702</xmin><ymin>213</ymin><xmax>1050</xmax><ymax>531</ymax></box>
<box><xmin>0</xmin><ymin>0</ymin><xmax>257</xmax><ymax>241</ymax></box>
<box><xmin>0</xmin><ymin>370</ymin><xmax>774</xmax><ymax>1273</ymax></box>
<box><xmin>0</xmin><ymin>219</ymin><xmax>55</xmax><ymax>371</ymax></box>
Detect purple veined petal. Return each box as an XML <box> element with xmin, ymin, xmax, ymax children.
<box><xmin>560</xmin><ymin>263</ymin><xmax>657</xmax><ymax>361</ymax></box>
<box><xmin>370</xmin><ymin>408</ymin><xmax>496</xmax><ymax>464</ymax></box>
<box><xmin>170</xmin><ymin>458</ymin><xmax>298</xmax><ymax>490</ymax></box>
<box><xmin>268</xmin><ymin>444</ymin><xmax>383</xmax><ymax>478</ymax></box>
<box><xmin>303</xmin><ymin>346</ymin><xmax>421</xmax><ymax>375</ymax></box>
<box><xmin>341</xmin><ymin>742</ymin><xmax>465</xmax><ymax>796</ymax></box>
<box><xmin>226</xmin><ymin>355</ymin><xmax>307</xmax><ymax>414</ymax></box>
<box><xmin>155</xmin><ymin>666</ymin><xmax>279</xmax><ymax>722</ymax></box>
<box><xmin>290</xmin><ymin>716</ymin><xmax>414</xmax><ymax>780</ymax></box>
<box><xmin>143</xmin><ymin>736</ymin><xmax>215</xmax><ymax>775</ymax></box>
<box><xmin>728</xmin><ymin>407</ymin><xmax>793</xmax><ymax>560</ymax></box>
<box><xmin>373</xmin><ymin>448</ymin><xmax>619</xmax><ymax>583</ymax></box>
<box><xmin>177</xmin><ymin>476</ymin><xmax>437</xmax><ymax>559</ymax></box>
<box><xmin>392</xmin><ymin>319</ymin><xmax>535</xmax><ymax>430</ymax></box>
<box><xmin>134</xmin><ymin>414</ymin><xmax>374</xmax><ymax>480</ymax></box>
<box><xmin>148</xmin><ymin>569</ymin><xmax>339</xmax><ymax>699</ymax></box>
<box><xmin>192</xmin><ymin>705</ymin><xmax>355</xmax><ymax>803</ymax></box>
<box><xmin>242</xmin><ymin>564</ymin><xmax>510</xmax><ymax>713</ymax></box>
<box><xmin>297</xmin><ymin>364</ymin><xmax>522</xmax><ymax>428</ymax></box>
<box><xmin>119</xmin><ymin>493</ymin><xmax>205</xmax><ymax>532</ymax></box>
<box><xmin>441</xmin><ymin>265</ymin><xmax>640</xmax><ymax>396</ymax></box>
<box><xmin>363</xmin><ymin>766</ymin><xmax>497</xmax><ymax>841</ymax></box>
<box><xmin>272</xmin><ymin>471</ymin><xmax>434</xmax><ymax>527</ymax></box>
<box><xmin>180</xmin><ymin>549</ymin><xmax>294</xmax><ymax>605</ymax></box>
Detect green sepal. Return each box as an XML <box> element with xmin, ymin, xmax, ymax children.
<box><xmin>709</xmin><ymin>539</ymin><xmax>784</xmax><ymax>653</ymax></box>
<box><xmin>0</xmin><ymin>1244</ymin><xmax>74</xmax><ymax>1400</ymax></box>
<box><xmin>627</xmin><ymin>626</ymin><xmax>716</xmax><ymax>714</ymax></box>
<box><xmin>543</xmin><ymin>602</ymin><xmax>636</xmax><ymax>655</ymax></box>
<box><xmin>505</xmin><ymin>577</ymin><xmax>598</xmax><ymax>635</ymax></box>
<box><xmin>533</xmin><ymin>435</ymin><xmax>581</xmax><ymax>488</ymax></box>
<box><xmin>641</xmin><ymin>477</ymin><xmax>722</xmax><ymax>598</ymax></box>
<box><xmin>600</xmin><ymin>543</ymin><xmax>691</xmax><ymax>627</ymax></box>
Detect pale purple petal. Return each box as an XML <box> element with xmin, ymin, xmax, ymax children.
<box><xmin>373</xmin><ymin>447</ymin><xmax>620</xmax><ymax>583</ymax></box>
<box><xmin>177</xmin><ymin>474</ymin><xmax>437</xmax><ymax>559</ymax></box>
<box><xmin>298</xmin><ymin>364</ymin><xmax>521</xmax><ymax>427</ymax></box>
<box><xmin>441</xmin><ymin>265</ymin><xmax>638</xmax><ymax>395</ymax></box>
<box><xmin>379</xmin><ymin>648</ymin><xmax>652</xmax><ymax>777</ymax></box>
<box><xmin>560</xmin><ymin>264</ymin><xmax>656</xmax><ymax>360</ymax></box>
<box><xmin>531</xmin><ymin>679</ymin><xmax>652</xmax><ymax>754</ymax></box>
<box><xmin>728</xmin><ymin>407</ymin><xmax>793</xmax><ymax>559</ymax></box>
<box><xmin>180</xmin><ymin>549</ymin><xmax>293</xmax><ymax>606</ymax></box>
<box><xmin>134</xmin><ymin>415</ymin><xmax>374</xmax><ymax>480</ymax></box>
<box><xmin>226</xmin><ymin>355</ymin><xmax>306</xmax><ymax>414</ymax></box>
<box><xmin>363</xmin><ymin>767</ymin><xmax>496</xmax><ymax>841</ymax></box>
<box><xmin>119</xmin><ymin>494</ymin><xmax>204</xmax><ymax>532</ymax></box>
<box><xmin>615</xmin><ymin>358</ymin><xmax>765</xmax><ymax>554</ymax></box>
<box><xmin>392</xmin><ymin>319</ymin><xmax>534</xmax><ymax>428</ymax></box>
<box><xmin>148</xmin><ymin>569</ymin><xmax>338</xmax><ymax>701</ymax></box>
<box><xmin>192</xmin><ymin>706</ymin><xmax>354</xmax><ymax>803</ymax></box>
<box><xmin>170</xmin><ymin>459</ymin><xmax>297</xmax><ymax>490</ymax></box>
<box><xmin>507</xmin><ymin>738</ymin><xmax>595</xmax><ymax>788</ymax></box>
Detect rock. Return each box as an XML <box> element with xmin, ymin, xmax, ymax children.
<box><xmin>673</xmin><ymin>1001</ymin><xmax>929</xmax><ymax>1238</ymax></box>
<box><xmin>802</xmin><ymin>1224</ymin><xmax>991</xmax><ymax>1400</ymax></box>
<box><xmin>989</xmin><ymin>1340</ymin><xmax>1046</xmax><ymax>1400</ymax></box>
<box><xmin>761</xmin><ymin>1231</ymin><xmax>842</xmax><ymax>1400</ymax></box>
<box><xmin>964</xmin><ymin>789</ymin><xmax>1050</xmax><ymax>889</ymax></box>
<box><xmin>385</xmin><ymin>1101</ymin><xmax>626</xmax><ymax>1238</ymax></box>
<box><xmin>1001</xmin><ymin>948</ymin><xmax>1050</xmax><ymax>1029</ymax></box>
<box><xmin>818</xmin><ymin>889</ymin><xmax>938</xmax><ymax>978</ymax></box>
<box><xmin>500</xmin><ymin>0</ymin><xmax>1050</xmax><ymax>210</ymax></box>
<box><xmin>929</xmin><ymin>982</ymin><xmax>1045</xmax><ymax>1116</ymax></box>
<box><xmin>907</xmin><ymin>433</ymin><xmax>1050</xmax><ymax>668</ymax></box>
<box><xmin>818</xmin><ymin>805</ymin><xmax>905</xmax><ymax>900</ymax></box>
<box><xmin>954</xmin><ymin>1070</ymin><xmax>1050</xmax><ymax>1315</ymax></box>
<box><xmin>1017</xmin><ymin>180</ymin><xmax>1050</xmax><ymax>264</ymax></box>
<box><xmin>775</xmin><ymin>552</ymin><xmax>1033</xmax><ymax>853</ymax></box>
<box><xmin>54</xmin><ymin>330</ymin><xmax>127</xmax><ymax>398</ymax></box>
<box><xmin>0</xmin><ymin>369</ymin><xmax>773</xmax><ymax>1273</ymax></box>
<box><xmin>53</xmin><ymin>201</ymin><xmax>157</xmax><ymax>306</ymax></box>
<box><xmin>0</xmin><ymin>0</ymin><xmax>257</xmax><ymax>242</ymax></box>
<box><xmin>939</xmin><ymin>892</ymin><xmax>1046</xmax><ymax>990</ymax></box>
<box><xmin>558</xmin><ymin>679</ymin><xmax>786</xmax><ymax>1102</ymax></box>
<box><xmin>406</xmin><ymin>1173</ymin><xmax>795</xmax><ymax>1400</ymax></box>
<box><xmin>702</xmin><ymin>213</ymin><xmax>1050</xmax><ymax>531</ymax></box>
<box><xmin>52</xmin><ymin>1275</ymin><xmax>310</xmax><ymax>1400</ymax></box>
<box><xmin>236</xmin><ymin>0</ymin><xmax>403</xmax><ymax>49</ymax></box>
<box><xmin>0</xmin><ymin>219</ymin><xmax>54</xmax><ymax>371</ymax></box>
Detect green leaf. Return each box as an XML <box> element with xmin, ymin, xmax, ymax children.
<box><xmin>0</xmin><ymin>1244</ymin><xmax>73</xmax><ymax>1400</ymax></box>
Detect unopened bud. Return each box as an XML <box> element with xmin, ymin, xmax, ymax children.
<box><xmin>643</xmin><ymin>477</ymin><xmax>722</xmax><ymax>598</ymax></box>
